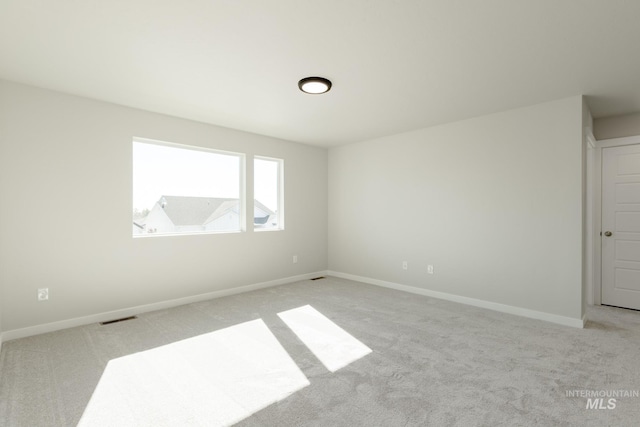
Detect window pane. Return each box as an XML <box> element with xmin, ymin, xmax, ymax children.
<box><xmin>133</xmin><ymin>139</ymin><xmax>243</xmax><ymax>236</ymax></box>
<box><xmin>254</xmin><ymin>157</ymin><xmax>282</xmax><ymax>230</ymax></box>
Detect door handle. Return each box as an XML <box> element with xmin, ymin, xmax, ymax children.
<box><xmin>604</xmin><ymin>231</ymin><xmax>613</xmax><ymax>237</ymax></box>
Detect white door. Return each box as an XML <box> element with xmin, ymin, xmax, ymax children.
<box><xmin>601</xmin><ymin>144</ymin><xmax>640</xmax><ymax>310</ymax></box>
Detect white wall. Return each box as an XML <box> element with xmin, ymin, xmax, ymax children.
<box><xmin>594</xmin><ymin>112</ymin><xmax>640</xmax><ymax>140</ymax></box>
<box><xmin>328</xmin><ymin>96</ymin><xmax>585</xmax><ymax>322</ymax></box>
<box><xmin>0</xmin><ymin>80</ymin><xmax>328</xmax><ymax>333</ymax></box>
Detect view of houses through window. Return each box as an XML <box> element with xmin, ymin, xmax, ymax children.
<box><xmin>133</xmin><ymin>139</ymin><xmax>283</xmax><ymax>237</ymax></box>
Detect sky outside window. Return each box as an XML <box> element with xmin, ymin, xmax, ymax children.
<box><xmin>133</xmin><ymin>140</ymin><xmax>240</xmax><ymax>213</ymax></box>
<box><xmin>254</xmin><ymin>158</ymin><xmax>279</xmax><ymax>213</ymax></box>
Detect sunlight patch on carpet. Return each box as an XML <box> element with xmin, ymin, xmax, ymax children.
<box><xmin>278</xmin><ymin>305</ymin><xmax>372</xmax><ymax>372</ymax></box>
<box><xmin>78</xmin><ymin>319</ymin><xmax>309</xmax><ymax>427</ymax></box>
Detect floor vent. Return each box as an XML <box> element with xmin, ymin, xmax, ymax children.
<box><xmin>310</xmin><ymin>276</ymin><xmax>325</xmax><ymax>281</ymax></box>
<box><xmin>100</xmin><ymin>316</ymin><xmax>138</xmax><ymax>325</ymax></box>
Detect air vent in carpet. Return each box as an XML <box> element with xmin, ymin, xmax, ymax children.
<box><xmin>100</xmin><ymin>316</ymin><xmax>138</xmax><ymax>325</ymax></box>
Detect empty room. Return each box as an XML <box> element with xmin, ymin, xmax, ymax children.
<box><xmin>1</xmin><ymin>1</ymin><xmax>640</xmax><ymax>426</ymax></box>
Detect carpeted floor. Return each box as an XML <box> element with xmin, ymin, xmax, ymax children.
<box><xmin>1</xmin><ymin>276</ymin><xmax>640</xmax><ymax>426</ymax></box>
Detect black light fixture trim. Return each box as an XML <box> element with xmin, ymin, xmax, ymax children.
<box><xmin>298</xmin><ymin>76</ymin><xmax>332</xmax><ymax>94</ymax></box>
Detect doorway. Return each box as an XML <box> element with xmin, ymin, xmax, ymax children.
<box><xmin>597</xmin><ymin>137</ymin><xmax>640</xmax><ymax>310</ymax></box>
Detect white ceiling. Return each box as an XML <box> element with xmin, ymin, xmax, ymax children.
<box><xmin>1</xmin><ymin>1</ymin><xmax>640</xmax><ymax>147</ymax></box>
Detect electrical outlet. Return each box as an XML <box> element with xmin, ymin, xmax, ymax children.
<box><xmin>427</xmin><ymin>265</ymin><xmax>434</xmax><ymax>274</ymax></box>
<box><xmin>293</xmin><ymin>255</ymin><xmax>298</xmax><ymax>264</ymax></box>
<box><xmin>38</xmin><ymin>288</ymin><xmax>49</xmax><ymax>301</ymax></box>
<box><xmin>402</xmin><ymin>261</ymin><xmax>408</xmax><ymax>270</ymax></box>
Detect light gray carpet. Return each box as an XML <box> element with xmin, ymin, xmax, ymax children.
<box><xmin>1</xmin><ymin>276</ymin><xmax>640</xmax><ymax>426</ymax></box>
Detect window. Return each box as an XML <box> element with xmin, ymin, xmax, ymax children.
<box><xmin>132</xmin><ymin>138</ymin><xmax>244</xmax><ymax>236</ymax></box>
<box><xmin>254</xmin><ymin>156</ymin><xmax>283</xmax><ymax>230</ymax></box>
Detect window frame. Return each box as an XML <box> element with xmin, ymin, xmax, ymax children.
<box><xmin>253</xmin><ymin>155</ymin><xmax>284</xmax><ymax>232</ymax></box>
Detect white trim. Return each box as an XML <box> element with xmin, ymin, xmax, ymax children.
<box><xmin>597</xmin><ymin>134</ymin><xmax>640</xmax><ymax>148</ymax></box>
<box><xmin>594</xmin><ymin>143</ymin><xmax>603</xmax><ymax>305</ymax></box>
<box><xmin>327</xmin><ymin>271</ymin><xmax>585</xmax><ymax>328</ymax></box>
<box><xmin>0</xmin><ymin>333</ymin><xmax>3</xmax><ymax>353</ymax></box>
<box><xmin>593</xmin><ymin>135</ymin><xmax>640</xmax><ymax>306</ymax></box>
<box><xmin>239</xmin><ymin>150</ymin><xmax>247</xmax><ymax>233</ymax></box>
<box><xmin>1</xmin><ymin>272</ymin><xmax>326</xmax><ymax>342</ymax></box>
<box><xmin>586</xmin><ymin>131</ymin><xmax>597</xmax><ymax>149</ymax></box>
<box><xmin>585</xmin><ymin>130</ymin><xmax>596</xmax><ymax>305</ymax></box>
<box><xmin>253</xmin><ymin>155</ymin><xmax>285</xmax><ymax>232</ymax></box>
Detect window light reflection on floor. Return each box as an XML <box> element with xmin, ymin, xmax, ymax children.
<box><xmin>78</xmin><ymin>319</ymin><xmax>309</xmax><ymax>427</ymax></box>
<box><xmin>79</xmin><ymin>306</ymin><xmax>371</xmax><ymax>426</ymax></box>
<box><xmin>278</xmin><ymin>305</ymin><xmax>372</xmax><ymax>373</ymax></box>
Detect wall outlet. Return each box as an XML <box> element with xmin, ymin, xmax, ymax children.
<box><xmin>38</xmin><ymin>288</ymin><xmax>49</xmax><ymax>301</ymax></box>
<box><xmin>402</xmin><ymin>261</ymin><xmax>408</xmax><ymax>270</ymax></box>
<box><xmin>293</xmin><ymin>255</ymin><xmax>298</xmax><ymax>264</ymax></box>
<box><xmin>427</xmin><ymin>265</ymin><xmax>434</xmax><ymax>274</ymax></box>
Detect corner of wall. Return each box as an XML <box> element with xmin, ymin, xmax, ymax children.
<box><xmin>582</xmin><ymin>97</ymin><xmax>593</xmax><ymax>135</ymax></box>
<box><xmin>581</xmin><ymin>97</ymin><xmax>594</xmax><ymax>319</ymax></box>
<box><xmin>1</xmin><ymin>79</ymin><xmax>6</xmax><ymax>354</ymax></box>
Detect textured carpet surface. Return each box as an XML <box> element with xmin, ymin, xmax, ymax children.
<box><xmin>1</xmin><ymin>276</ymin><xmax>640</xmax><ymax>426</ymax></box>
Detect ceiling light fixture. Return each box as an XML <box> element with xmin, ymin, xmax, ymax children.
<box><xmin>298</xmin><ymin>77</ymin><xmax>332</xmax><ymax>94</ymax></box>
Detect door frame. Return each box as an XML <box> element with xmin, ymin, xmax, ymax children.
<box><xmin>592</xmin><ymin>134</ymin><xmax>640</xmax><ymax>306</ymax></box>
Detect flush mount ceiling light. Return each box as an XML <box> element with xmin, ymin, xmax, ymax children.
<box><xmin>298</xmin><ymin>77</ymin><xmax>332</xmax><ymax>94</ymax></box>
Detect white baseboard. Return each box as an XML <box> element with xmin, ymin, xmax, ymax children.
<box><xmin>327</xmin><ymin>270</ymin><xmax>586</xmax><ymax>328</ymax></box>
<box><xmin>1</xmin><ymin>271</ymin><xmax>326</xmax><ymax>342</ymax></box>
